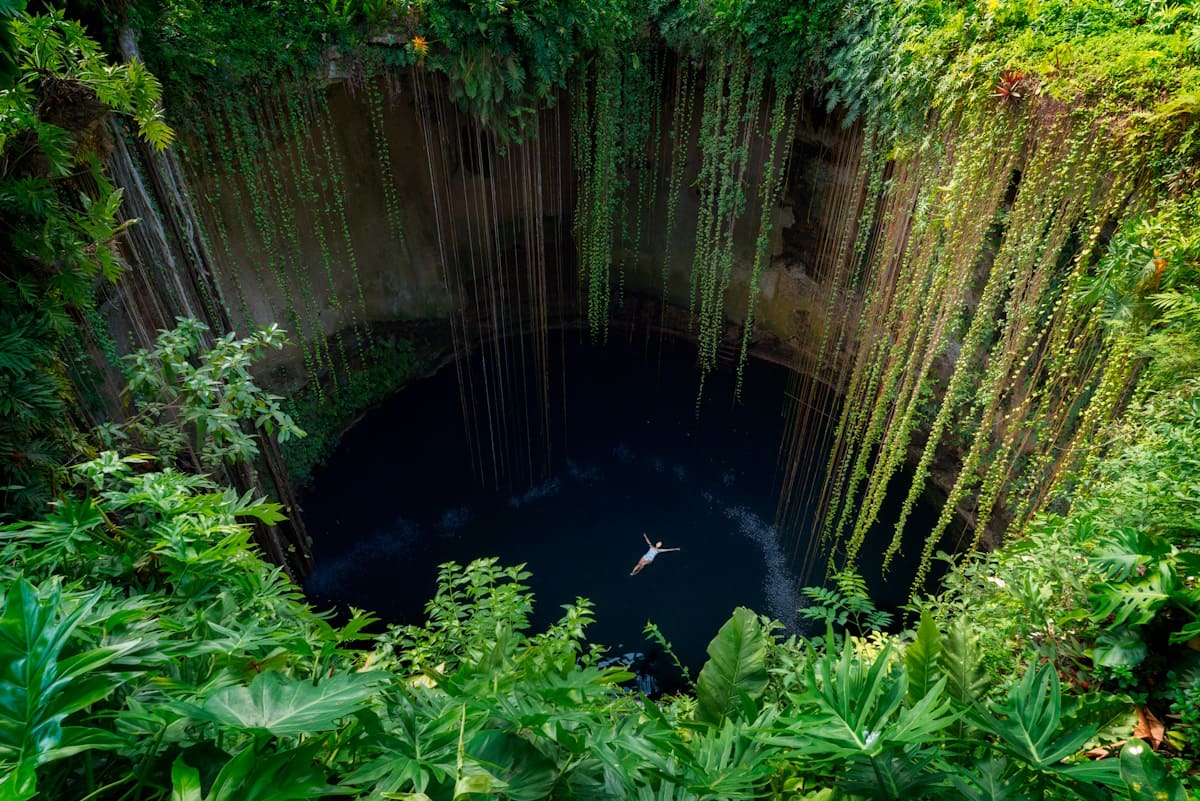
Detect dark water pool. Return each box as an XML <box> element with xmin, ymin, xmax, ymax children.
<box><xmin>300</xmin><ymin>330</ymin><xmax>944</xmax><ymax>684</ymax></box>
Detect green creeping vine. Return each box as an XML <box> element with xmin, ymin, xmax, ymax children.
<box><xmin>690</xmin><ymin>49</ymin><xmax>759</xmax><ymax>402</ymax></box>
<box><xmin>280</xmin><ymin>84</ymin><xmax>354</xmax><ymax>388</ymax></box>
<box><xmin>216</xmin><ymin>99</ymin><xmax>321</xmax><ymax>396</ymax></box>
<box><xmin>313</xmin><ymin>87</ymin><xmax>374</xmax><ymax>356</ymax></box>
<box><xmin>257</xmin><ymin>96</ymin><xmax>337</xmax><ymax>392</ymax></box>
<box><xmin>363</xmin><ymin>72</ymin><xmax>408</xmax><ymax>252</ymax></box>
<box><xmin>573</xmin><ymin>44</ymin><xmax>689</xmax><ymax>345</ymax></box>
<box><xmin>616</xmin><ymin>41</ymin><xmax>663</xmax><ymax>305</ymax></box>
<box><xmin>571</xmin><ymin>52</ymin><xmax>624</xmax><ymax>341</ymax></box>
<box><xmin>661</xmin><ymin>57</ymin><xmax>698</xmax><ymax>318</ymax></box>
<box><xmin>735</xmin><ymin>73</ymin><xmax>798</xmax><ymax>399</ymax></box>
<box><xmin>786</xmin><ymin>0</ymin><xmax>1200</xmax><ymax>605</ymax></box>
<box><xmin>181</xmin><ymin>138</ymin><xmax>256</xmax><ymax>330</ymax></box>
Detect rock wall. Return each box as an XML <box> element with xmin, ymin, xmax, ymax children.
<box><xmin>169</xmin><ymin>68</ymin><xmax>856</xmax><ymax>392</ymax></box>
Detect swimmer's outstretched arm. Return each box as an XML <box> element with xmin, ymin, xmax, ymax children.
<box><xmin>660</xmin><ymin>546</ymin><xmax>681</xmax><ymax>552</ymax></box>
<box><xmin>643</xmin><ymin>532</ymin><xmax>653</xmax><ymax>546</ymax></box>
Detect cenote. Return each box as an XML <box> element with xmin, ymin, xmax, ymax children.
<box><xmin>301</xmin><ymin>329</ymin><xmax>948</xmax><ymax>682</ymax></box>
<box><xmin>14</xmin><ymin>2</ymin><xmax>1200</xmax><ymax>797</ymax></box>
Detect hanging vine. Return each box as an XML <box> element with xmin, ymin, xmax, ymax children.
<box><xmin>219</xmin><ymin>97</ymin><xmax>322</xmax><ymax>395</ymax></box>
<box><xmin>282</xmin><ymin>82</ymin><xmax>354</xmax><ymax>388</ymax></box>
<box><xmin>773</xmin><ymin>75</ymin><xmax>1161</xmax><ymax>596</ymax></box>
<box><xmin>312</xmin><ymin>87</ymin><xmax>373</xmax><ymax>357</ymax></box>
<box><xmin>364</xmin><ymin>72</ymin><xmax>408</xmax><ymax>252</ymax></box>
<box><xmin>256</xmin><ymin>95</ymin><xmax>336</xmax><ymax>387</ymax></box>
<box><xmin>689</xmin><ymin>49</ymin><xmax>764</xmax><ymax>401</ymax></box>
<box><xmin>735</xmin><ymin>74</ymin><xmax>798</xmax><ymax>398</ymax></box>
<box><xmin>572</xmin><ymin>53</ymin><xmax>623</xmax><ymax>340</ymax></box>
<box><xmin>661</xmin><ymin>57</ymin><xmax>697</xmax><ymax>319</ymax></box>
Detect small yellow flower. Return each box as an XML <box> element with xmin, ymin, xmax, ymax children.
<box><xmin>412</xmin><ymin>36</ymin><xmax>429</xmax><ymax>57</ymax></box>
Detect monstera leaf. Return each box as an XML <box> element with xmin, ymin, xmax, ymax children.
<box><xmin>199</xmin><ymin>670</ymin><xmax>385</xmax><ymax>736</ymax></box>
<box><xmin>695</xmin><ymin>607</ymin><xmax>768</xmax><ymax>725</ymax></box>
<box><xmin>1092</xmin><ymin>625</ymin><xmax>1148</xmax><ymax>667</ymax></box>
<box><xmin>1091</xmin><ymin>528</ymin><xmax>1172</xmax><ymax>582</ymax></box>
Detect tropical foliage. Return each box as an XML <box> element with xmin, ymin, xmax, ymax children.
<box><xmin>0</xmin><ymin>464</ymin><xmax>1190</xmax><ymax>800</ymax></box>
<box><xmin>0</xmin><ymin>8</ymin><xmax>171</xmax><ymax>516</ymax></box>
<box><xmin>98</xmin><ymin>318</ymin><xmax>305</xmax><ymax>472</ymax></box>
<box><xmin>2</xmin><ymin>0</ymin><xmax>1200</xmax><ymax>798</ymax></box>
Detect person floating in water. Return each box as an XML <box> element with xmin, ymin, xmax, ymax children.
<box><xmin>630</xmin><ymin>533</ymin><xmax>681</xmax><ymax>576</ymax></box>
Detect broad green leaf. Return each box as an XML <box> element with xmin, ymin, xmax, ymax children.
<box><xmin>454</xmin><ymin>768</ymin><xmax>502</xmax><ymax>799</ymax></box>
<box><xmin>1170</xmin><ymin>617</ymin><xmax>1200</xmax><ymax>645</ymax></box>
<box><xmin>200</xmin><ymin>671</ymin><xmax>384</xmax><ymax>736</ymax></box>
<box><xmin>202</xmin><ymin>744</ymin><xmax>347</xmax><ymax>801</ymax></box>
<box><xmin>694</xmin><ymin>607</ymin><xmax>767</xmax><ymax>725</ymax></box>
<box><xmin>1092</xmin><ymin>626</ymin><xmax>1147</xmax><ymax>667</ymax></box>
<box><xmin>468</xmin><ymin>730</ymin><xmax>557</xmax><ymax>801</ymax></box>
<box><xmin>905</xmin><ymin>609</ymin><xmax>943</xmax><ymax>705</ymax></box>
<box><xmin>939</xmin><ymin>619</ymin><xmax>988</xmax><ymax>705</ymax></box>
<box><xmin>0</xmin><ymin>579</ymin><xmax>137</xmax><ymax>797</ymax></box>
<box><xmin>339</xmin><ymin>689</ymin><xmax>463</xmax><ymax>796</ymax></box>
<box><xmin>1091</xmin><ymin>528</ymin><xmax>1172</xmax><ymax>581</ymax></box>
<box><xmin>948</xmin><ymin>758</ymin><xmax>1022</xmax><ymax>801</ymax></box>
<box><xmin>684</xmin><ymin>716</ymin><xmax>777</xmax><ymax>797</ymax></box>
<box><xmin>796</xmin><ymin>635</ymin><xmax>953</xmax><ymax>763</ymax></box>
<box><xmin>1120</xmin><ymin>739</ymin><xmax>1187</xmax><ymax>801</ymax></box>
<box><xmin>970</xmin><ymin>662</ymin><xmax>1112</xmax><ymax>787</ymax></box>
<box><xmin>840</xmin><ymin>746</ymin><xmax>945</xmax><ymax>800</ymax></box>
<box><xmin>0</xmin><ymin>761</ymin><xmax>36</xmax><ymax>801</ymax></box>
<box><xmin>171</xmin><ymin>755</ymin><xmax>203</xmax><ymax>801</ymax></box>
<box><xmin>1089</xmin><ymin>567</ymin><xmax>1174</xmax><ymax>627</ymax></box>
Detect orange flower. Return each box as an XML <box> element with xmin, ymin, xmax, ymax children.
<box><xmin>412</xmin><ymin>36</ymin><xmax>429</xmax><ymax>57</ymax></box>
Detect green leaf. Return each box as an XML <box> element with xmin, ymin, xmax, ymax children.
<box><xmin>905</xmin><ymin>609</ymin><xmax>943</xmax><ymax>705</ymax></box>
<box><xmin>171</xmin><ymin>755</ymin><xmax>204</xmax><ymax>801</ymax></box>
<box><xmin>1092</xmin><ymin>626</ymin><xmax>1148</xmax><ymax>667</ymax></box>
<box><xmin>970</xmin><ymin>662</ymin><xmax>1120</xmax><ymax>794</ymax></box>
<box><xmin>1120</xmin><ymin>739</ymin><xmax>1187</xmax><ymax>801</ymax></box>
<box><xmin>200</xmin><ymin>671</ymin><xmax>385</xmax><ymax>736</ymax></box>
<box><xmin>939</xmin><ymin>619</ymin><xmax>988</xmax><ymax>705</ymax></box>
<box><xmin>1091</xmin><ymin>528</ymin><xmax>1172</xmax><ymax>581</ymax></box>
<box><xmin>948</xmin><ymin>758</ymin><xmax>1023</xmax><ymax>801</ymax></box>
<box><xmin>1089</xmin><ymin>570</ymin><xmax>1173</xmax><ymax>628</ymax></box>
<box><xmin>200</xmin><ymin>744</ymin><xmax>346</xmax><ymax>801</ymax></box>
<box><xmin>0</xmin><ymin>580</ymin><xmax>138</xmax><ymax>797</ymax></box>
<box><xmin>468</xmin><ymin>730</ymin><xmax>557</xmax><ymax>801</ymax></box>
<box><xmin>796</xmin><ymin>635</ymin><xmax>954</xmax><ymax>760</ymax></box>
<box><xmin>454</xmin><ymin>768</ymin><xmax>501</xmax><ymax>799</ymax></box>
<box><xmin>0</xmin><ymin>761</ymin><xmax>35</xmax><ymax>801</ymax></box>
<box><xmin>694</xmin><ymin>607</ymin><xmax>768</xmax><ymax>724</ymax></box>
<box><xmin>683</xmin><ymin>716</ymin><xmax>777</xmax><ymax>797</ymax></box>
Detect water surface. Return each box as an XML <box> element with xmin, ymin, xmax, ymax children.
<box><xmin>301</xmin><ymin>331</ymin><xmax>942</xmax><ymax>682</ymax></box>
